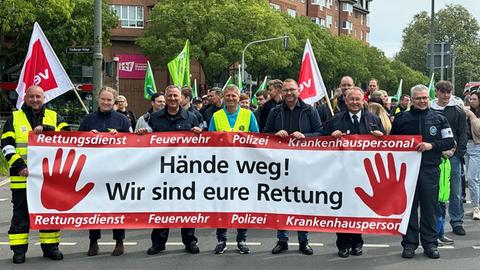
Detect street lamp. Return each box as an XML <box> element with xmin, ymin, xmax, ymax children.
<box><xmin>113</xmin><ymin>56</ymin><xmax>119</xmax><ymax>94</ymax></box>
<box><xmin>241</xmin><ymin>34</ymin><xmax>289</xmax><ymax>85</ymax></box>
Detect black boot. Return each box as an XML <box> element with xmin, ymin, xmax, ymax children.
<box><xmin>12</xmin><ymin>251</ymin><xmax>26</xmax><ymax>264</ymax></box>
<box><xmin>112</xmin><ymin>240</ymin><xmax>124</xmax><ymax>256</ymax></box>
<box><xmin>42</xmin><ymin>245</ymin><xmax>63</xmax><ymax>260</ymax></box>
<box><xmin>87</xmin><ymin>239</ymin><xmax>99</xmax><ymax>256</ymax></box>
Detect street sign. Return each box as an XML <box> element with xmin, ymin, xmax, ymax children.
<box><xmin>66</xmin><ymin>47</ymin><xmax>93</xmax><ymax>53</ymax></box>
<box><xmin>427</xmin><ymin>42</ymin><xmax>451</xmax><ymax>69</ymax></box>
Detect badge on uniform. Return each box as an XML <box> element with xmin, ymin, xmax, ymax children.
<box><xmin>429</xmin><ymin>126</ymin><xmax>437</xmax><ymax>136</ymax></box>
<box><xmin>21</xmin><ymin>126</ymin><xmax>28</xmax><ymax>133</ymax></box>
<box><xmin>239</xmin><ymin>126</ymin><xmax>245</xmax><ymax>131</ymax></box>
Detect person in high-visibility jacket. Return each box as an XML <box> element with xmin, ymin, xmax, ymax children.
<box><xmin>208</xmin><ymin>84</ymin><xmax>259</xmax><ymax>254</ymax></box>
<box><xmin>1</xmin><ymin>85</ymin><xmax>70</xmax><ymax>264</ymax></box>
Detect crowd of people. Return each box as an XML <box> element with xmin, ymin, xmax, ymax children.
<box><xmin>1</xmin><ymin>75</ymin><xmax>479</xmax><ymax>264</ymax></box>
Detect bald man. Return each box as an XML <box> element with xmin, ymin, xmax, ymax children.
<box><xmin>1</xmin><ymin>86</ymin><xmax>70</xmax><ymax>264</ymax></box>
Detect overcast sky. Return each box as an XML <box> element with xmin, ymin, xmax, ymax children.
<box><xmin>369</xmin><ymin>0</ymin><xmax>480</xmax><ymax>58</ymax></box>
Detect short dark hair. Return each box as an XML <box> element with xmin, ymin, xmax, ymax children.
<box><xmin>435</xmin><ymin>80</ymin><xmax>453</xmax><ymax>92</ymax></box>
<box><xmin>181</xmin><ymin>87</ymin><xmax>193</xmax><ymax>100</ymax></box>
<box><xmin>255</xmin><ymin>90</ymin><xmax>268</xmax><ymax>99</ymax></box>
<box><xmin>208</xmin><ymin>87</ymin><xmax>223</xmax><ymax>98</ymax></box>
<box><xmin>400</xmin><ymin>94</ymin><xmax>410</xmax><ymax>101</ymax></box>
<box><xmin>150</xmin><ymin>92</ymin><xmax>164</xmax><ymax>102</ymax></box>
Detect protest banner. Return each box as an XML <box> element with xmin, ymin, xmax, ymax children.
<box><xmin>27</xmin><ymin>132</ymin><xmax>422</xmax><ymax>235</ymax></box>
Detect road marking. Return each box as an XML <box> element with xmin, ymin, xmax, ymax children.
<box><xmin>0</xmin><ymin>242</ymin><xmax>9</xmax><ymax>245</ymax></box>
<box><xmin>472</xmin><ymin>246</ymin><xmax>480</xmax><ymax>250</ymax></box>
<box><xmin>363</xmin><ymin>244</ymin><xmax>390</xmax><ymax>248</ymax></box>
<box><xmin>226</xmin><ymin>242</ymin><xmax>262</xmax><ymax>246</ymax></box>
<box><xmin>0</xmin><ymin>198</ymin><xmax>8</xmax><ymax>202</ymax></box>
<box><xmin>289</xmin><ymin>243</ymin><xmax>324</xmax><ymax>247</ymax></box>
<box><xmin>97</xmin><ymin>242</ymin><xmax>137</xmax><ymax>246</ymax></box>
<box><xmin>0</xmin><ymin>178</ymin><xmax>10</xmax><ymax>187</ymax></box>
<box><xmin>34</xmin><ymin>242</ymin><xmax>78</xmax><ymax>246</ymax></box>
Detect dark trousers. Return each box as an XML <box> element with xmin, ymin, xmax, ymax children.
<box><xmin>216</xmin><ymin>228</ymin><xmax>247</xmax><ymax>242</ymax></box>
<box><xmin>89</xmin><ymin>229</ymin><xmax>125</xmax><ymax>241</ymax></box>
<box><xmin>9</xmin><ymin>190</ymin><xmax>60</xmax><ymax>253</ymax></box>
<box><xmin>336</xmin><ymin>233</ymin><xmax>363</xmax><ymax>250</ymax></box>
<box><xmin>402</xmin><ymin>166</ymin><xmax>439</xmax><ymax>249</ymax></box>
<box><xmin>151</xmin><ymin>228</ymin><xmax>197</xmax><ymax>247</ymax></box>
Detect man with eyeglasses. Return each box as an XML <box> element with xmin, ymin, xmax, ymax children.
<box><xmin>264</xmin><ymin>79</ymin><xmax>323</xmax><ymax>255</ymax></box>
<box><xmin>392</xmin><ymin>84</ymin><xmax>455</xmax><ymax>259</ymax></box>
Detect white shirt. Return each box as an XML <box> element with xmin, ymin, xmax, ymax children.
<box><xmin>349</xmin><ymin>111</ymin><xmax>362</xmax><ymax>123</ymax></box>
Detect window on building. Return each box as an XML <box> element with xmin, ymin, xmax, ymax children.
<box><xmin>360</xmin><ymin>30</ymin><xmax>364</xmax><ymax>40</ymax></box>
<box><xmin>342</xmin><ymin>3</ymin><xmax>353</xmax><ymax>14</ymax></box>
<box><xmin>312</xmin><ymin>0</ymin><xmax>325</xmax><ymax>8</ymax></box>
<box><xmin>287</xmin><ymin>8</ymin><xmax>297</xmax><ymax>17</ymax></box>
<box><xmin>326</xmin><ymin>15</ymin><xmax>333</xmax><ymax>28</ymax></box>
<box><xmin>326</xmin><ymin>0</ymin><xmax>333</xmax><ymax>9</ymax></box>
<box><xmin>366</xmin><ymin>32</ymin><xmax>369</xmax><ymax>42</ymax></box>
<box><xmin>110</xmin><ymin>5</ymin><xmax>144</xmax><ymax>28</ymax></box>
<box><xmin>270</xmin><ymin>3</ymin><xmax>281</xmax><ymax>11</ymax></box>
<box><xmin>361</xmin><ymin>14</ymin><xmax>364</xmax><ymax>25</ymax></box>
<box><xmin>311</xmin><ymin>17</ymin><xmax>325</xmax><ymax>27</ymax></box>
<box><xmin>342</xmin><ymin>20</ymin><xmax>353</xmax><ymax>31</ymax></box>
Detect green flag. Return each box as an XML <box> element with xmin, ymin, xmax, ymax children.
<box><xmin>144</xmin><ymin>61</ymin><xmax>157</xmax><ymax>100</ymax></box>
<box><xmin>167</xmin><ymin>40</ymin><xmax>190</xmax><ymax>87</ymax></box>
<box><xmin>193</xmin><ymin>78</ymin><xmax>198</xmax><ymax>99</ymax></box>
<box><xmin>238</xmin><ymin>65</ymin><xmax>243</xmax><ymax>92</ymax></box>
<box><xmin>252</xmin><ymin>76</ymin><xmax>268</xmax><ymax>107</ymax></box>
<box><xmin>428</xmin><ymin>73</ymin><xmax>436</xmax><ymax>101</ymax></box>
<box><xmin>222</xmin><ymin>76</ymin><xmax>233</xmax><ymax>91</ymax></box>
<box><xmin>394</xmin><ymin>79</ymin><xmax>403</xmax><ymax>100</ymax></box>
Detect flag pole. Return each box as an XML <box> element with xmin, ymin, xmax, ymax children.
<box><xmin>72</xmin><ymin>88</ymin><xmax>90</xmax><ymax>114</ymax></box>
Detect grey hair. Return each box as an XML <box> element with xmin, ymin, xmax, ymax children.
<box><xmin>410</xmin><ymin>84</ymin><xmax>428</xmax><ymax>96</ymax></box>
<box><xmin>224</xmin><ymin>84</ymin><xmax>240</xmax><ymax>95</ymax></box>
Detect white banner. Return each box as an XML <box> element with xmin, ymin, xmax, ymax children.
<box><xmin>27</xmin><ymin>132</ymin><xmax>422</xmax><ymax>235</ymax></box>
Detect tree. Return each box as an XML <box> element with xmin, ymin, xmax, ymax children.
<box><xmin>396</xmin><ymin>4</ymin><xmax>480</xmax><ymax>92</ymax></box>
<box><xmin>0</xmin><ymin>0</ymin><xmax>117</xmax><ymax>81</ymax></box>
<box><xmin>137</xmin><ymin>0</ymin><xmax>291</xmax><ymax>85</ymax></box>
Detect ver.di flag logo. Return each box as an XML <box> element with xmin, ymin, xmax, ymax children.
<box><xmin>298</xmin><ymin>39</ymin><xmax>328</xmax><ymax>105</ymax></box>
<box><xmin>15</xmin><ymin>22</ymin><xmax>74</xmax><ymax>109</ymax></box>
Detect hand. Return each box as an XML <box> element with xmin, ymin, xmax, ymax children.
<box><xmin>330</xmin><ymin>130</ymin><xmax>343</xmax><ymax>138</ymax></box>
<box><xmin>191</xmin><ymin>127</ymin><xmax>202</xmax><ymax>134</ymax></box>
<box><xmin>41</xmin><ymin>148</ymin><xmax>94</xmax><ymax>211</ymax></box>
<box><xmin>291</xmin><ymin>131</ymin><xmax>305</xmax><ymax>139</ymax></box>
<box><xmin>415</xmin><ymin>142</ymin><xmax>433</xmax><ymax>152</ymax></box>
<box><xmin>355</xmin><ymin>153</ymin><xmax>407</xmax><ymax>216</ymax></box>
<box><xmin>108</xmin><ymin>129</ymin><xmax>118</xmax><ymax>135</ymax></box>
<box><xmin>19</xmin><ymin>168</ymin><xmax>29</xmax><ymax>177</ymax></box>
<box><xmin>135</xmin><ymin>128</ymin><xmax>148</xmax><ymax>135</ymax></box>
<box><xmin>91</xmin><ymin>129</ymin><xmax>99</xmax><ymax>134</ymax></box>
<box><xmin>275</xmin><ymin>130</ymin><xmax>289</xmax><ymax>138</ymax></box>
<box><xmin>370</xmin><ymin>130</ymin><xmax>384</xmax><ymax>137</ymax></box>
<box><xmin>464</xmin><ymin>108</ymin><xmax>476</xmax><ymax>119</ymax></box>
<box><xmin>33</xmin><ymin>125</ymin><xmax>43</xmax><ymax>134</ymax></box>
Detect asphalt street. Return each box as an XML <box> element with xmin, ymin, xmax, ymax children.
<box><xmin>0</xmin><ymin>176</ymin><xmax>478</xmax><ymax>270</ymax></box>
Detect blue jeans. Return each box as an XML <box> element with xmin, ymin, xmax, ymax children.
<box><xmin>448</xmin><ymin>156</ymin><xmax>464</xmax><ymax>229</ymax></box>
<box><xmin>216</xmin><ymin>228</ymin><xmax>247</xmax><ymax>242</ymax></box>
<box><xmin>466</xmin><ymin>141</ymin><xmax>480</xmax><ymax>207</ymax></box>
<box><xmin>276</xmin><ymin>230</ymin><xmax>309</xmax><ymax>243</ymax></box>
<box><xmin>436</xmin><ymin>202</ymin><xmax>446</xmax><ymax>238</ymax></box>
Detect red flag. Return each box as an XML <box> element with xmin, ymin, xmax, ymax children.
<box><xmin>298</xmin><ymin>39</ymin><xmax>327</xmax><ymax>105</ymax></box>
<box><xmin>16</xmin><ymin>22</ymin><xmax>74</xmax><ymax>109</ymax></box>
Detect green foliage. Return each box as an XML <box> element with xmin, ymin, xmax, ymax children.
<box><xmin>0</xmin><ymin>0</ymin><xmax>118</xmax><ymax>74</ymax></box>
<box><xmin>396</xmin><ymin>4</ymin><xmax>480</xmax><ymax>93</ymax></box>
<box><xmin>139</xmin><ymin>0</ymin><xmax>433</xmax><ymax>92</ymax></box>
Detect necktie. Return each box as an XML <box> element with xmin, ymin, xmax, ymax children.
<box><xmin>352</xmin><ymin>114</ymin><xmax>360</xmax><ymax>134</ymax></box>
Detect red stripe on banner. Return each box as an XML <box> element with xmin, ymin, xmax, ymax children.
<box><xmin>30</xmin><ymin>212</ymin><xmax>403</xmax><ymax>235</ymax></box>
<box><xmin>29</xmin><ymin>131</ymin><xmax>422</xmax><ymax>152</ymax></box>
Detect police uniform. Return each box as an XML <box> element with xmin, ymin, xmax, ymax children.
<box><xmin>1</xmin><ymin>104</ymin><xmax>69</xmax><ymax>262</ymax></box>
<box><xmin>391</xmin><ymin>107</ymin><xmax>455</xmax><ymax>254</ymax></box>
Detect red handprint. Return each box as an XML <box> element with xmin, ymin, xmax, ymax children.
<box><xmin>41</xmin><ymin>148</ymin><xmax>94</xmax><ymax>211</ymax></box>
<box><xmin>355</xmin><ymin>153</ymin><xmax>407</xmax><ymax>217</ymax></box>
